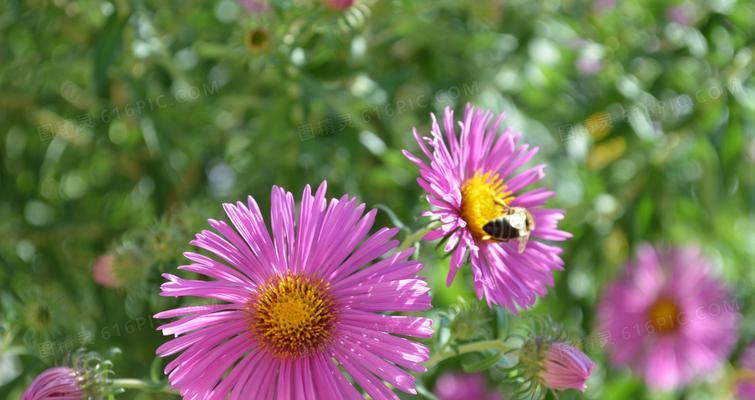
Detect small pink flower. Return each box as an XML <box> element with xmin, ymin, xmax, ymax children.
<box><xmin>92</xmin><ymin>254</ymin><xmax>120</xmax><ymax>288</ymax></box>
<box><xmin>22</xmin><ymin>367</ymin><xmax>84</xmax><ymax>400</ymax></box>
<box><xmin>737</xmin><ymin>343</ymin><xmax>755</xmax><ymax>399</ymax></box>
<box><xmin>435</xmin><ymin>372</ymin><xmax>503</xmax><ymax>400</ymax></box>
<box><xmin>666</xmin><ymin>5</ymin><xmax>694</xmax><ymax>26</ymax></box>
<box><xmin>576</xmin><ymin>57</ymin><xmax>602</xmax><ymax>75</ymax></box>
<box><xmin>325</xmin><ymin>0</ymin><xmax>355</xmax><ymax>11</ymax></box>
<box><xmin>593</xmin><ymin>0</ymin><xmax>615</xmax><ymax>12</ymax></box>
<box><xmin>540</xmin><ymin>343</ymin><xmax>594</xmax><ymax>392</ymax></box>
<box><xmin>237</xmin><ymin>0</ymin><xmax>269</xmax><ymax>14</ymax></box>
<box><xmin>599</xmin><ymin>244</ymin><xmax>739</xmax><ymax>390</ymax></box>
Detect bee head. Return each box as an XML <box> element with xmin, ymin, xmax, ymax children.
<box><xmin>524</xmin><ymin>209</ymin><xmax>535</xmax><ymax>231</ymax></box>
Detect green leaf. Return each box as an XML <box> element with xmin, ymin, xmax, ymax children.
<box><xmin>93</xmin><ymin>11</ymin><xmax>129</xmax><ymax>96</ymax></box>
<box><xmin>374</xmin><ymin>203</ymin><xmax>409</xmax><ymax>231</ymax></box>
<box><xmin>415</xmin><ymin>382</ymin><xmax>440</xmax><ymax>400</ymax></box>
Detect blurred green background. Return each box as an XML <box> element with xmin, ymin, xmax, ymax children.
<box><xmin>1</xmin><ymin>0</ymin><xmax>754</xmax><ymax>398</ymax></box>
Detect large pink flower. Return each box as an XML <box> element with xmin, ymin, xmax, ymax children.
<box><xmin>22</xmin><ymin>367</ymin><xmax>84</xmax><ymax>400</ymax></box>
<box><xmin>155</xmin><ymin>182</ymin><xmax>433</xmax><ymax>399</ymax></box>
<box><xmin>598</xmin><ymin>244</ymin><xmax>739</xmax><ymax>390</ymax></box>
<box><xmin>403</xmin><ymin>104</ymin><xmax>570</xmax><ymax>312</ymax></box>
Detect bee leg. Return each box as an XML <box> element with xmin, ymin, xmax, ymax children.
<box><xmin>517</xmin><ymin>234</ymin><xmax>530</xmax><ymax>253</ymax></box>
<box><xmin>482</xmin><ymin>234</ymin><xmax>493</xmax><ymax>241</ymax></box>
<box><xmin>494</xmin><ymin>198</ymin><xmax>509</xmax><ymax>209</ymax></box>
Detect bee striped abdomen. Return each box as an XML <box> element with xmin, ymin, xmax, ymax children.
<box><xmin>483</xmin><ymin>217</ymin><xmax>519</xmax><ymax>240</ymax></box>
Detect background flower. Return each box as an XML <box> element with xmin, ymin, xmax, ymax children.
<box><xmin>324</xmin><ymin>0</ymin><xmax>356</xmax><ymax>10</ymax></box>
<box><xmin>736</xmin><ymin>343</ymin><xmax>755</xmax><ymax>399</ymax></box>
<box><xmin>237</xmin><ymin>0</ymin><xmax>269</xmax><ymax>14</ymax></box>
<box><xmin>599</xmin><ymin>245</ymin><xmax>740</xmax><ymax>390</ymax></box>
<box><xmin>92</xmin><ymin>254</ymin><xmax>120</xmax><ymax>289</ymax></box>
<box><xmin>435</xmin><ymin>372</ymin><xmax>502</xmax><ymax>400</ymax></box>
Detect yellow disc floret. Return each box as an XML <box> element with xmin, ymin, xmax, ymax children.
<box><xmin>460</xmin><ymin>170</ymin><xmax>514</xmax><ymax>240</ymax></box>
<box><xmin>648</xmin><ymin>297</ymin><xmax>681</xmax><ymax>334</ymax></box>
<box><xmin>250</xmin><ymin>274</ymin><xmax>336</xmax><ymax>357</ymax></box>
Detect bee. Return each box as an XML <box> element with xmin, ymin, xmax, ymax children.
<box><xmin>482</xmin><ymin>206</ymin><xmax>535</xmax><ymax>253</ymax></box>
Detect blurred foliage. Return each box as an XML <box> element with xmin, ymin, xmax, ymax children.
<box><xmin>1</xmin><ymin>0</ymin><xmax>754</xmax><ymax>399</ymax></box>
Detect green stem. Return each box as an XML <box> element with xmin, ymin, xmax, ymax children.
<box><xmin>111</xmin><ymin>379</ymin><xmax>177</xmax><ymax>395</ymax></box>
<box><xmin>425</xmin><ymin>339</ymin><xmax>510</xmax><ymax>369</ymax></box>
<box><xmin>398</xmin><ymin>221</ymin><xmax>441</xmax><ymax>251</ymax></box>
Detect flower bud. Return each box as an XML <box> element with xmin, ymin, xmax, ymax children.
<box><xmin>93</xmin><ymin>254</ymin><xmax>121</xmax><ymax>288</ymax></box>
<box><xmin>539</xmin><ymin>342</ymin><xmax>594</xmax><ymax>392</ymax></box>
<box><xmin>508</xmin><ymin>318</ymin><xmax>595</xmax><ymax>398</ymax></box>
<box><xmin>22</xmin><ymin>367</ymin><xmax>84</xmax><ymax>400</ymax></box>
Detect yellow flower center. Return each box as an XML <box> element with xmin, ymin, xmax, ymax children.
<box><xmin>245</xmin><ymin>28</ymin><xmax>271</xmax><ymax>53</ymax></box>
<box><xmin>648</xmin><ymin>297</ymin><xmax>681</xmax><ymax>334</ymax></box>
<box><xmin>249</xmin><ymin>274</ymin><xmax>336</xmax><ymax>357</ymax></box>
<box><xmin>459</xmin><ymin>170</ymin><xmax>514</xmax><ymax>240</ymax></box>
<box><xmin>736</xmin><ymin>369</ymin><xmax>755</xmax><ymax>382</ymax></box>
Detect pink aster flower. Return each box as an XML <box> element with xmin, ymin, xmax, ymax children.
<box><xmin>598</xmin><ymin>244</ymin><xmax>739</xmax><ymax>390</ymax></box>
<box><xmin>435</xmin><ymin>372</ymin><xmax>503</xmax><ymax>400</ymax></box>
<box><xmin>402</xmin><ymin>104</ymin><xmax>570</xmax><ymax>312</ymax></box>
<box><xmin>736</xmin><ymin>342</ymin><xmax>755</xmax><ymax>399</ymax></box>
<box><xmin>22</xmin><ymin>367</ymin><xmax>84</xmax><ymax>400</ymax></box>
<box><xmin>540</xmin><ymin>342</ymin><xmax>593</xmax><ymax>392</ymax></box>
<box><xmin>155</xmin><ymin>182</ymin><xmax>433</xmax><ymax>399</ymax></box>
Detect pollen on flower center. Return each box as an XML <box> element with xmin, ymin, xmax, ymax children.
<box><xmin>648</xmin><ymin>297</ymin><xmax>682</xmax><ymax>334</ymax></box>
<box><xmin>249</xmin><ymin>274</ymin><xmax>336</xmax><ymax>357</ymax></box>
<box><xmin>459</xmin><ymin>170</ymin><xmax>514</xmax><ymax>240</ymax></box>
